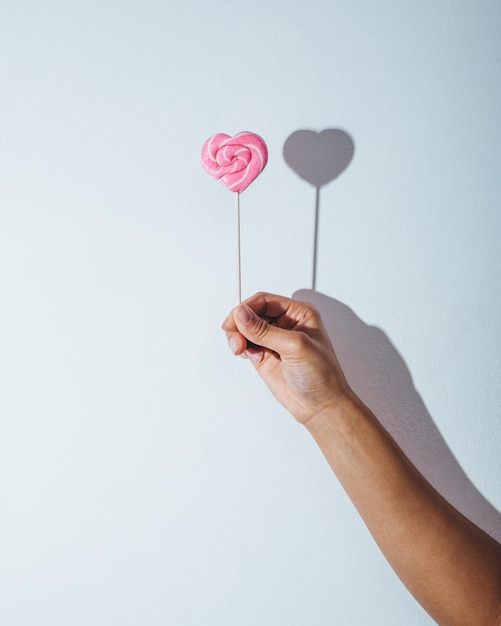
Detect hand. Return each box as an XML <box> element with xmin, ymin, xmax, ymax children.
<box><xmin>221</xmin><ymin>292</ymin><xmax>352</xmax><ymax>424</ymax></box>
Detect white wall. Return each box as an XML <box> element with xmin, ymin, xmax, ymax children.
<box><xmin>1</xmin><ymin>1</ymin><xmax>500</xmax><ymax>624</ymax></box>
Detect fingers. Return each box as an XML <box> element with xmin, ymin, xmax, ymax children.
<box><xmin>241</xmin><ymin>292</ymin><xmax>296</xmax><ymax>320</ymax></box>
<box><xmin>226</xmin><ymin>333</ymin><xmax>244</xmax><ymax>355</ymax></box>
<box><xmin>223</xmin><ymin>323</ymin><xmax>266</xmax><ymax>364</ymax></box>
<box><xmin>225</xmin><ymin>303</ymin><xmax>308</xmax><ymax>360</ymax></box>
<box><xmin>222</xmin><ymin>307</ymin><xmax>264</xmax><ymax>361</ymax></box>
<box><xmin>222</xmin><ymin>292</ymin><xmax>325</xmax><ymax>362</ymax></box>
<box><xmin>223</xmin><ymin>292</ymin><xmax>322</xmax><ymax>332</ymax></box>
<box><xmin>221</xmin><ymin>294</ymin><xmax>282</xmax><ymax>350</ymax></box>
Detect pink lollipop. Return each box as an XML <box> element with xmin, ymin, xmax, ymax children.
<box><xmin>201</xmin><ymin>131</ymin><xmax>268</xmax><ymax>193</ymax></box>
<box><xmin>201</xmin><ymin>131</ymin><xmax>268</xmax><ymax>302</ymax></box>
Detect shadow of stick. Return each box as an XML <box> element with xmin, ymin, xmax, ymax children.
<box><xmin>294</xmin><ymin>288</ymin><xmax>501</xmax><ymax>543</ymax></box>
<box><xmin>284</xmin><ymin>129</ymin><xmax>354</xmax><ymax>290</ymax></box>
<box><xmin>313</xmin><ymin>188</ymin><xmax>320</xmax><ymax>291</ymax></box>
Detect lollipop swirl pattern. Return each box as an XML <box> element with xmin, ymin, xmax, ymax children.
<box><xmin>201</xmin><ymin>131</ymin><xmax>268</xmax><ymax>193</ymax></box>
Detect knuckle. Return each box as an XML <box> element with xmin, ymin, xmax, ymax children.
<box><xmin>296</xmin><ymin>331</ymin><xmax>311</xmax><ymax>347</ymax></box>
<box><xmin>251</xmin><ymin>316</ymin><xmax>270</xmax><ymax>342</ymax></box>
<box><xmin>305</xmin><ymin>302</ymin><xmax>321</xmax><ymax>322</ymax></box>
<box><xmin>290</xmin><ymin>330</ymin><xmax>311</xmax><ymax>352</ymax></box>
<box><xmin>292</xmin><ymin>299</ymin><xmax>320</xmax><ymax>322</ymax></box>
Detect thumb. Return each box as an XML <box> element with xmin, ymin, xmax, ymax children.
<box><xmin>233</xmin><ymin>304</ymin><xmax>298</xmax><ymax>357</ymax></box>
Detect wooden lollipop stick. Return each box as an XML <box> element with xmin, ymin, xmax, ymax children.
<box><xmin>236</xmin><ymin>192</ymin><xmax>241</xmax><ymax>303</ymax></box>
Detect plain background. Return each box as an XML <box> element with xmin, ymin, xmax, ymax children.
<box><xmin>1</xmin><ymin>1</ymin><xmax>500</xmax><ymax>624</ymax></box>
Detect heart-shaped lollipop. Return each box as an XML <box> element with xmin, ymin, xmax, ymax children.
<box><xmin>201</xmin><ymin>131</ymin><xmax>268</xmax><ymax>303</ymax></box>
<box><xmin>201</xmin><ymin>131</ymin><xmax>268</xmax><ymax>193</ymax></box>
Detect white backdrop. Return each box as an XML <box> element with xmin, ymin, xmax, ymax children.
<box><xmin>1</xmin><ymin>1</ymin><xmax>500</xmax><ymax>624</ymax></box>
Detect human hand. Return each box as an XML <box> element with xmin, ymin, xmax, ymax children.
<box><xmin>221</xmin><ymin>292</ymin><xmax>352</xmax><ymax>425</ymax></box>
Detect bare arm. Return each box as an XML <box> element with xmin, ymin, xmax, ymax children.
<box><xmin>222</xmin><ymin>292</ymin><xmax>501</xmax><ymax>626</ymax></box>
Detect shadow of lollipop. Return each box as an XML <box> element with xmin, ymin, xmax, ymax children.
<box><xmin>283</xmin><ymin>129</ymin><xmax>355</xmax><ymax>290</ymax></box>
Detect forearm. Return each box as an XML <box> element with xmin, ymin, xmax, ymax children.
<box><xmin>224</xmin><ymin>294</ymin><xmax>501</xmax><ymax>623</ymax></box>
<box><xmin>306</xmin><ymin>393</ymin><xmax>501</xmax><ymax>626</ymax></box>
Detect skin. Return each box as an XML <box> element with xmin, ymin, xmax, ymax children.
<box><xmin>222</xmin><ymin>292</ymin><xmax>501</xmax><ymax>626</ymax></box>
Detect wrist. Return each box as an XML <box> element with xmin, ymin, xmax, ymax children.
<box><xmin>302</xmin><ymin>390</ymin><xmax>368</xmax><ymax>442</ymax></box>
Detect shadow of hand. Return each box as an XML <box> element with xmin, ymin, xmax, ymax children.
<box><xmin>294</xmin><ymin>288</ymin><xmax>501</xmax><ymax>543</ymax></box>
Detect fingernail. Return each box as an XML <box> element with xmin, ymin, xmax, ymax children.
<box><xmin>221</xmin><ymin>315</ymin><xmax>231</xmax><ymax>330</ymax></box>
<box><xmin>235</xmin><ymin>304</ymin><xmax>254</xmax><ymax>326</ymax></box>
<box><xmin>246</xmin><ymin>349</ymin><xmax>264</xmax><ymax>364</ymax></box>
<box><xmin>228</xmin><ymin>337</ymin><xmax>239</xmax><ymax>355</ymax></box>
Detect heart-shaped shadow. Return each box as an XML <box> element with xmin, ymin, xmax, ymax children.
<box><xmin>283</xmin><ymin>128</ymin><xmax>355</xmax><ymax>290</ymax></box>
<box><xmin>283</xmin><ymin>129</ymin><xmax>354</xmax><ymax>188</ymax></box>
